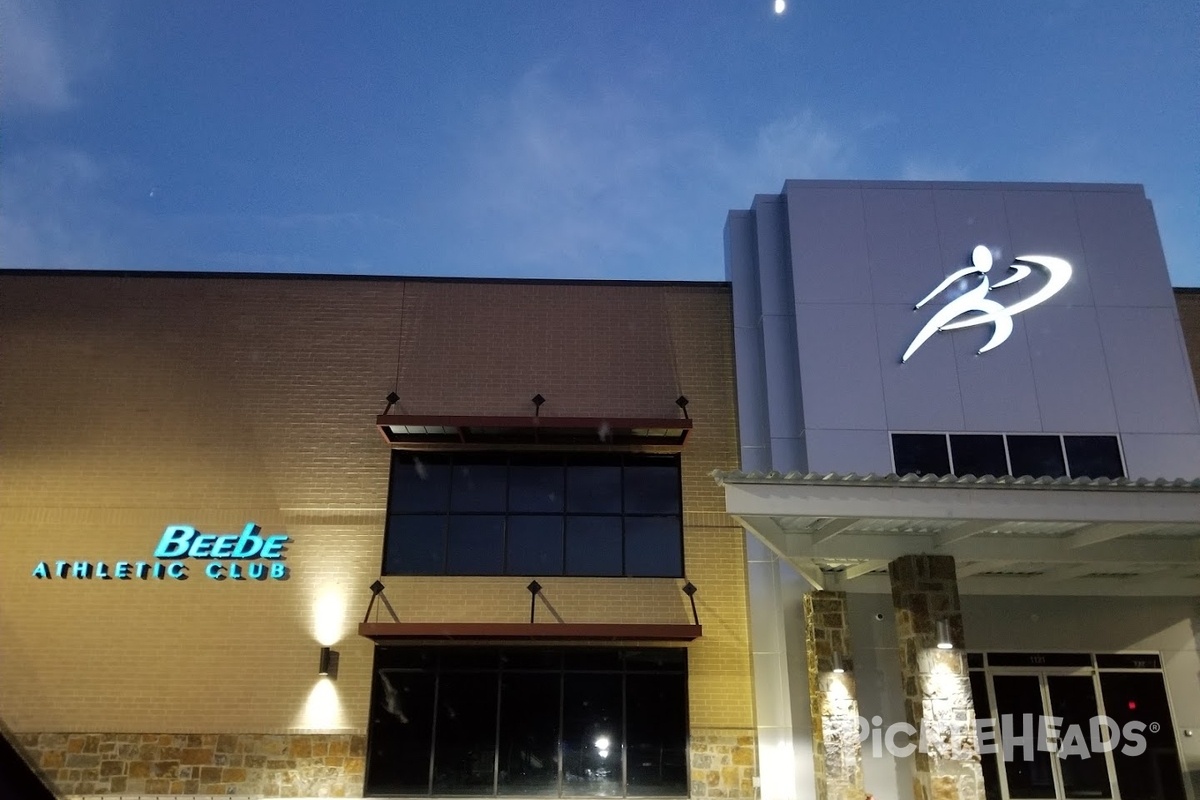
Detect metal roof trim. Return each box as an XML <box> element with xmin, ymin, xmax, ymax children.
<box><xmin>711</xmin><ymin>470</ymin><xmax>1200</xmax><ymax>491</ymax></box>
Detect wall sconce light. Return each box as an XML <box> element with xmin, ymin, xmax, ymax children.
<box><xmin>831</xmin><ymin>652</ymin><xmax>846</xmax><ymax>674</ymax></box>
<box><xmin>681</xmin><ymin>581</ymin><xmax>699</xmax><ymax>626</ymax></box>
<box><xmin>532</xmin><ymin>394</ymin><xmax>545</xmax><ymax>416</ymax></box>
<box><xmin>675</xmin><ymin>395</ymin><xmax>690</xmax><ymax>419</ymax></box>
<box><xmin>936</xmin><ymin>619</ymin><xmax>953</xmax><ymax>650</ymax></box>
<box><xmin>318</xmin><ymin>646</ymin><xmax>339</xmax><ymax>678</ymax></box>
<box><xmin>527</xmin><ymin>580</ymin><xmax>543</xmax><ymax>623</ymax></box>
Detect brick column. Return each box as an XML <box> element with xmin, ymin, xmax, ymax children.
<box><xmin>888</xmin><ymin>555</ymin><xmax>983</xmax><ymax>800</ymax></box>
<box><xmin>803</xmin><ymin>590</ymin><xmax>865</xmax><ymax>800</ymax></box>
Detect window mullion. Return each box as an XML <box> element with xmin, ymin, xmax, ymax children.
<box><xmin>428</xmin><ymin>668</ymin><xmax>440</xmax><ymax>796</ymax></box>
<box><xmin>620</xmin><ymin>457</ymin><xmax>627</xmax><ymax>577</ymax></box>
<box><xmin>621</xmin><ymin>669</ymin><xmax>629</xmax><ymax>798</ymax></box>
<box><xmin>557</xmin><ymin>670</ymin><xmax>565</xmax><ymax>799</ymax></box>
<box><xmin>492</xmin><ymin>669</ymin><xmax>502</xmax><ymax>796</ymax></box>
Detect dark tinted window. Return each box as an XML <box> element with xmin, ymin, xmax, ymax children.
<box><xmin>565</xmin><ymin>517</ymin><xmax>623</xmax><ymax>576</ymax></box>
<box><xmin>624</xmin><ymin>459</ymin><xmax>681</xmax><ymax>514</ymax></box>
<box><xmin>506</xmin><ymin>516</ymin><xmax>564</xmax><ymax>576</ymax></box>
<box><xmin>891</xmin><ymin>433</ymin><xmax>950</xmax><ymax>476</ymax></box>
<box><xmin>446</xmin><ymin>516</ymin><xmax>505</xmax><ymax>575</ymax></box>
<box><xmin>625</xmin><ymin>674</ymin><xmax>688</xmax><ymax>795</ymax></box>
<box><xmin>1006</xmin><ymin>435</ymin><xmax>1067</xmax><ymax>478</ymax></box>
<box><xmin>391</xmin><ymin>454</ymin><xmax>452</xmax><ymax>512</ymax></box>
<box><xmin>968</xmin><ymin>672</ymin><xmax>1002</xmax><ymax>800</ymax></box>
<box><xmin>384</xmin><ymin>453</ymin><xmax>683</xmax><ymax>577</ymax></box>
<box><xmin>1099</xmin><ymin>671</ymin><xmax>1187</xmax><ymax>800</ymax></box>
<box><xmin>369</xmin><ymin>671</ymin><xmax>437</xmax><ymax>794</ymax></box>
<box><xmin>991</xmin><ymin>674</ymin><xmax>1057</xmax><ymax>797</ymax></box>
<box><xmin>433</xmin><ymin>674</ymin><xmax>499</xmax><ymax>794</ymax></box>
<box><xmin>367</xmin><ymin>647</ymin><xmax>688</xmax><ymax>798</ymax></box>
<box><xmin>1096</xmin><ymin>654</ymin><xmax>1161</xmax><ymax>670</ymax></box>
<box><xmin>624</xmin><ymin>517</ymin><xmax>683</xmax><ymax>577</ymax></box>
<box><xmin>562</xmin><ymin>674</ymin><xmax>623</xmax><ymax>795</ymax></box>
<box><xmin>949</xmin><ymin>434</ymin><xmax>1007</xmax><ymax>477</ymax></box>
<box><xmin>385</xmin><ymin>515</ymin><xmax>446</xmax><ymax>575</ymax></box>
<box><xmin>452</xmin><ymin>460</ymin><xmax>508</xmax><ymax>512</ymax></box>
<box><xmin>1064</xmin><ymin>436</ymin><xmax>1124</xmax><ymax>479</ymax></box>
<box><xmin>623</xmin><ymin>649</ymin><xmax>687</xmax><ymax>672</ymax></box>
<box><xmin>986</xmin><ymin>652</ymin><xmax>1092</xmax><ymax>668</ymax></box>
<box><xmin>566</xmin><ymin>462</ymin><xmax>622</xmax><ymax>513</ymax></box>
<box><xmin>509</xmin><ymin>459</ymin><xmax>565</xmax><ymax>513</ymax></box>
<box><xmin>564</xmin><ymin>650</ymin><xmax>623</xmax><ymax>671</ymax></box>
<box><xmin>498</xmin><ymin>673</ymin><xmax>560</xmax><ymax>795</ymax></box>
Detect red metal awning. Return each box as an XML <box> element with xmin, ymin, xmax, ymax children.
<box><xmin>375</xmin><ymin>414</ymin><xmax>691</xmax><ymax>452</ymax></box>
<box><xmin>359</xmin><ymin>622</ymin><xmax>702</xmax><ymax>642</ymax></box>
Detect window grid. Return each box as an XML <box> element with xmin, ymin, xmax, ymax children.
<box><xmin>366</xmin><ymin>648</ymin><xmax>689</xmax><ymax>798</ymax></box>
<box><xmin>890</xmin><ymin>432</ymin><xmax>1126</xmax><ymax>479</ymax></box>
<box><xmin>382</xmin><ymin>453</ymin><xmax>684</xmax><ymax>578</ymax></box>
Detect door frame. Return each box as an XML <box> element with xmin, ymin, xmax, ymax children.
<box><xmin>969</xmin><ymin>650</ymin><xmax>1191</xmax><ymax>800</ymax></box>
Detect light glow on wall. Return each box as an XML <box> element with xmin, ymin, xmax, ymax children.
<box><xmin>758</xmin><ymin>736</ymin><xmax>798</xmax><ymax>800</ymax></box>
<box><xmin>313</xmin><ymin>586</ymin><xmax>348</xmax><ymax>647</ymax></box>
<box><xmin>299</xmin><ymin>677</ymin><xmax>345</xmax><ymax>730</ymax></box>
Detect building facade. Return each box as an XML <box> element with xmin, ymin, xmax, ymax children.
<box><xmin>723</xmin><ymin>180</ymin><xmax>1200</xmax><ymax>800</ymax></box>
<box><xmin>0</xmin><ymin>274</ymin><xmax>756</xmax><ymax>798</ymax></box>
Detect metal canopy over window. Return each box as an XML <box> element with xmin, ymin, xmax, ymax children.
<box><xmin>715</xmin><ymin>470</ymin><xmax>1200</xmax><ymax>597</ymax></box>
<box><xmin>358</xmin><ymin>622</ymin><xmax>702</xmax><ymax>642</ymax></box>
<box><xmin>375</xmin><ymin>414</ymin><xmax>691</xmax><ymax>452</ymax></box>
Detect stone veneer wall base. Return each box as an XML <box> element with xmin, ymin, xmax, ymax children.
<box><xmin>688</xmin><ymin>728</ymin><xmax>757</xmax><ymax>800</ymax></box>
<box><xmin>803</xmin><ymin>590</ymin><xmax>865</xmax><ymax>800</ymax></box>
<box><xmin>16</xmin><ymin>733</ymin><xmax>366</xmax><ymax>797</ymax></box>
<box><xmin>22</xmin><ymin>728</ymin><xmax>753</xmax><ymax>799</ymax></box>
<box><xmin>889</xmin><ymin>555</ymin><xmax>984</xmax><ymax>800</ymax></box>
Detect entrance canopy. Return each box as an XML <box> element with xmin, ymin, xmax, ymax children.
<box><xmin>715</xmin><ymin>471</ymin><xmax>1200</xmax><ymax>596</ymax></box>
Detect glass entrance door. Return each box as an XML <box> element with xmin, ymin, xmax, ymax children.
<box><xmin>1045</xmin><ymin>675</ymin><xmax>1114</xmax><ymax>798</ymax></box>
<box><xmin>973</xmin><ymin>654</ymin><xmax>1188</xmax><ymax>800</ymax></box>
<box><xmin>986</xmin><ymin>672</ymin><xmax>1117</xmax><ymax>799</ymax></box>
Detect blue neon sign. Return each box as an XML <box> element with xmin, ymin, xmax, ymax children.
<box><xmin>31</xmin><ymin>523</ymin><xmax>290</xmax><ymax>582</ymax></box>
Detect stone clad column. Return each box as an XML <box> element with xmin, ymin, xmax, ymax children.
<box><xmin>803</xmin><ymin>590</ymin><xmax>865</xmax><ymax>800</ymax></box>
<box><xmin>888</xmin><ymin>555</ymin><xmax>983</xmax><ymax>800</ymax></box>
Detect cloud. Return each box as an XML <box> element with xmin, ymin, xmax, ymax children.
<box><xmin>900</xmin><ymin>158</ymin><xmax>971</xmax><ymax>182</ymax></box>
<box><xmin>453</xmin><ymin>65</ymin><xmax>854</xmax><ymax>279</ymax></box>
<box><xmin>0</xmin><ymin>142</ymin><xmax>408</xmax><ymax>271</ymax></box>
<box><xmin>0</xmin><ymin>0</ymin><xmax>74</xmax><ymax>111</ymax></box>
<box><xmin>0</xmin><ymin>148</ymin><xmax>124</xmax><ymax>268</ymax></box>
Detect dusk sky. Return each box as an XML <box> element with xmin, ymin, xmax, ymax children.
<box><xmin>2</xmin><ymin>0</ymin><xmax>1197</xmax><ymax>284</ymax></box>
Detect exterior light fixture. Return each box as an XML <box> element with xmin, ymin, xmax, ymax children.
<box><xmin>318</xmin><ymin>646</ymin><xmax>338</xmax><ymax>678</ymax></box>
<box><xmin>936</xmin><ymin>619</ymin><xmax>954</xmax><ymax>650</ymax></box>
<box><xmin>532</xmin><ymin>394</ymin><xmax>545</xmax><ymax>416</ymax></box>
<box><xmin>362</xmin><ymin>579</ymin><xmax>399</xmax><ymax>625</ymax></box>
<box><xmin>681</xmin><ymin>581</ymin><xmax>699</xmax><ymax>625</ymax></box>
<box><xmin>675</xmin><ymin>395</ymin><xmax>689</xmax><ymax>419</ymax></box>
<box><xmin>383</xmin><ymin>391</ymin><xmax>400</xmax><ymax>414</ymax></box>
<box><xmin>527</xmin><ymin>580</ymin><xmax>542</xmax><ymax>623</ymax></box>
<box><xmin>831</xmin><ymin>652</ymin><xmax>846</xmax><ymax>674</ymax></box>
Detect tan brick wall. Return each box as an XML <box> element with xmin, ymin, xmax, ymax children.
<box><xmin>0</xmin><ymin>276</ymin><xmax>752</xmax><ymax>753</ymax></box>
<box><xmin>1176</xmin><ymin>289</ymin><xmax>1200</xmax><ymax>398</ymax></box>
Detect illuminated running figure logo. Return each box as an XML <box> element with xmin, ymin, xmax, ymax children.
<box><xmin>901</xmin><ymin>245</ymin><xmax>1072</xmax><ymax>363</ymax></box>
